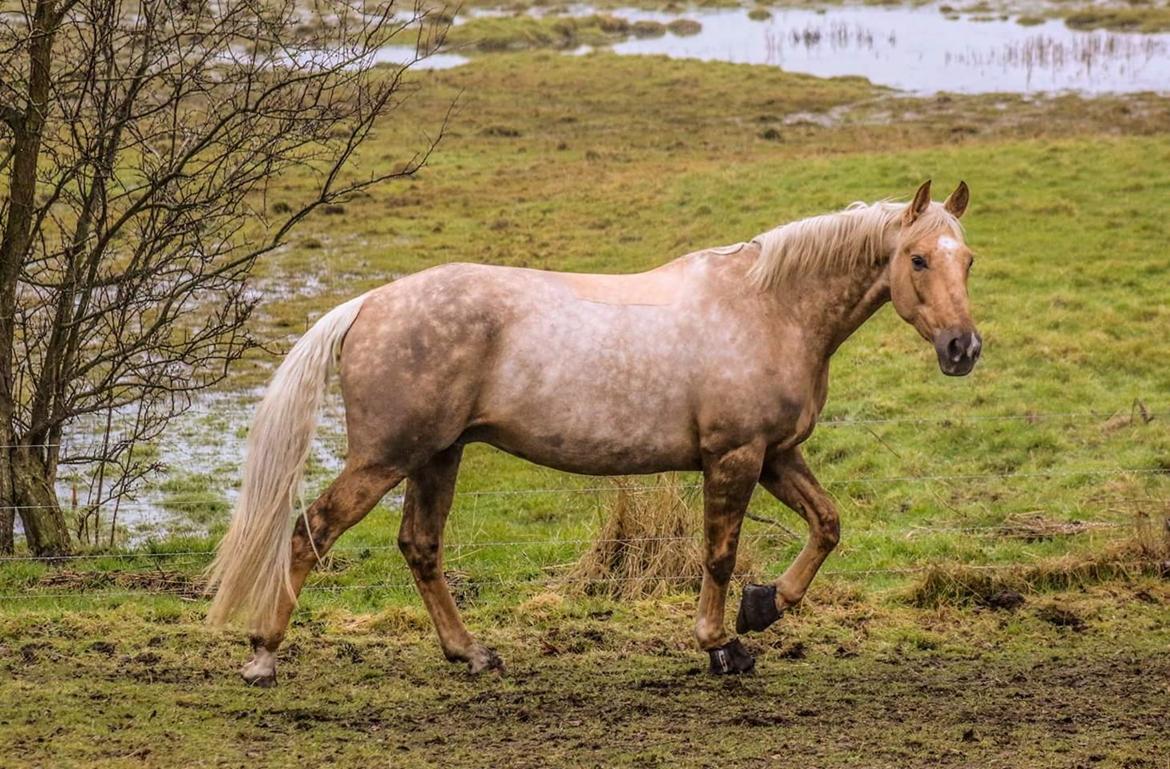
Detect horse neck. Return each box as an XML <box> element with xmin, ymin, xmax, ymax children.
<box><xmin>773</xmin><ymin>260</ymin><xmax>891</xmax><ymax>359</ymax></box>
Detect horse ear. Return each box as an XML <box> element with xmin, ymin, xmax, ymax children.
<box><xmin>903</xmin><ymin>180</ymin><xmax>932</xmax><ymax>226</ymax></box>
<box><xmin>944</xmin><ymin>180</ymin><xmax>969</xmax><ymax>219</ymax></box>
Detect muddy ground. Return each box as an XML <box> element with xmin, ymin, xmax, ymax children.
<box><xmin>2</xmin><ymin>583</ymin><xmax>1167</xmax><ymax>768</ymax></box>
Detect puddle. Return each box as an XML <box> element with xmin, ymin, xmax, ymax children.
<box><xmin>603</xmin><ymin>6</ymin><xmax>1170</xmax><ymax>95</ymax></box>
<box><xmin>269</xmin><ymin>42</ymin><xmax>468</xmax><ymax>71</ymax></box>
<box><xmin>43</xmin><ymin>389</ymin><xmax>355</xmax><ymax>544</ymax></box>
<box><xmin>373</xmin><ymin>44</ymin><xmax>468</xmax><ymax>70</ymax></box>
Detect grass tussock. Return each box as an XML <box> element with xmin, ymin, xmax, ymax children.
<box><xmin>666</xmin><ymin>19</ymin><xmax>702</xmax><ymax>36</ymax></box>
<box><xmin>908</xmin><ymin>512</ymin><xmax>1170</xmax><ymax>607</ymax></box>
<box><xmin>37</xmin><ymin>568</ymin><xmax>205</xmax><ymax>598</ymax></box>
<box><xmin>567</xmin><ymin>475</ymin><xmax>758</xmax><ymax>600</ymax></box>
<box><xmin>447</xmin><ymin>15</ymin><xmax>633</xmax><ymax>52</ymax></box>
<box><xmin>1063</xmin><ymin>6</ymin><xmax>1170</xmax><ymax>32</ymax></box>
<box><xmin>997</xmin><ymin>512</ymin><xmax>1115</xmax><ymax>541</ymax></box>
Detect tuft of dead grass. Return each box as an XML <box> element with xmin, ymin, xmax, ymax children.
<box><xmin>37</xmin><ymin>569</ymin><xmax>205</xmax><ymax>599</ymax></box>
<box><xmin>998</xmin><ymin>513</ymin><xmax>1114</xmax><ymax>541</ymax></box>
<box><xmin>908</xmin><ymin>512</ymin><xmax>1170</xmax><ymax>608</ymax></box>
<box><xmin>566</xmin><ymin>475</ymin><xmax>758</xmax><ymax>600</ymax></box>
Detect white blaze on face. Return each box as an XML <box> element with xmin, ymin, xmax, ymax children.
<box><xmin>937</xmin><ymin>235</ymin><xmax>963</xmax><ymax>258</ymax></box>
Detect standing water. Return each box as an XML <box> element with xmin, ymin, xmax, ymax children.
<box><xmin>606</xmin><ymin>6</ymin><xmax>1170</xmax><ymax>95</ymax></box>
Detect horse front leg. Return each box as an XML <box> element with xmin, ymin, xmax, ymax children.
<box><xmin>736</xmin><ymin>447</ymin><xmax>840</xmax><ymax>635</ymax></box>
<box><xmin>695</xmin><ymin>443</ymin><xmax>765</xmax><ymax>675</ymax></box>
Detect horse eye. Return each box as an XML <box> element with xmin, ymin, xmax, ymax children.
<box><xmin>911</xmin><ymin>255</ymin><xmax>928</xmax><ymax>271</ymax></box>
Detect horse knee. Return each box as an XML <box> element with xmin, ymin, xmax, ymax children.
<box><xmin>705</xmin><ymin>547</ymin><xmax>737</xmax><ymax>584</ymax></box>
<box><xmin>398</xmin><ymin>534</ymin><xmax>441</xmax><ymax>579</ymax></box>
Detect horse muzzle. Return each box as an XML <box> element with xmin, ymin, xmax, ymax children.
<box><xmin>934</xmin><ymin>328</ymin><xmax>982</xmax><ymax>376</ymax></box>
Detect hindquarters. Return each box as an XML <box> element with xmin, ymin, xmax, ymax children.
<box><xmin>336</xmin><ymin>266</ymin><xmax>507</xmax><ymax>471</ymax></box>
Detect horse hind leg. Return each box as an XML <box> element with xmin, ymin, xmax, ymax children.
<box><xmin>242</xmin><ymin>461</ymin><xmax>404</xmax><ymax>686</ymax></box>
<box><xmin>398</xmin><ymin>445</ymin><xmax>502</xmax><ymax>674</ymax></box>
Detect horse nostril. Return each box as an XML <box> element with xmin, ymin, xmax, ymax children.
<box><xmin>947</xmin><ymin>336</ymin><xmax>964</xmax><ymax>363</ymax></box>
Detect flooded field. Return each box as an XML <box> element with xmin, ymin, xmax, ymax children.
<box><xmin>45</xmin><ymin>392</ymin><xmax>351</xmax><ymax>543</ymax></box>
<box><xmin>386</xmin><ymin>3</ymin><xmax>1170</xmax><ymax>95</ymax></box>
<box><xmin>605</xmin><ymin>6</ymin><xmax>1170</xmax><ymax>95</ymax></box>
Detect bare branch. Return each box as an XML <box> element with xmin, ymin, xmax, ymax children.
<box><xmin>0</xmin><ymin>0</ymin><xmax>451</xmax><ymax>553</ymax></box>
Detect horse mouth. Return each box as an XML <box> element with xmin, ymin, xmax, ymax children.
<box><xmin>939</xmin><ymin>356</ymin><xmax>978</xmax><ymax>377</ymax></box>
<box><xmin>934</xmin><ymin>329</ymin><xmax>981</xmax><ymax>377</ymax></box>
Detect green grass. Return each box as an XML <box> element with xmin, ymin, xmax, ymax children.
<box><xmin>2</xmin><ymin>47</ymin><xmax>1170</xmax><ymax>768</ymax></box>
<box><xmin>8</xmin><ymin>48</ymin><xmax>1170</xmax><ymax>610</ymax></box>
<box><xmin>445</xmin><ymin>14</ymin><xmax>637</xmax><ymax>52</ymax></box>
<box><xmin>1062</xmin><ymin>4</ymin><xmax>1170</xmax><ymax>32</ymax></box>
<box><xmin>217</xmin><ymin>52</ymin><xmax>1170</xmax><ymax>596</ymax></box>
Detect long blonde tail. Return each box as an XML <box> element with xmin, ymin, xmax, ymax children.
<box><xmin>206</xmin><ymin>293</ymin><xmax>368</xmax><ymax>630</ymax></box>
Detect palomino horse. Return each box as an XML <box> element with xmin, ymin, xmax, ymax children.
<box><xmin>208</xmin><ymin>180</ymin><xmax>981</xmax><ymax>684</ymax></box>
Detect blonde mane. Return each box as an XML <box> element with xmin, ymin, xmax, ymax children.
<box><xmin>747</xmin><ymin>200</ymin><xmax>963</xmax><ymax>289</ymax></box>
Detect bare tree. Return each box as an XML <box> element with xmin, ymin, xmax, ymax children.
<box><xmin>0</xmin><ymin>0</ymin><xmax>447</xmax><ymax>555</ymax></box>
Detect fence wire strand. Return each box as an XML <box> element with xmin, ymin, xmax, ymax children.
<box><xmin>3</xmin><ymin>466</ymin><xmax>1167</xmax><ymax>513</ymax></box>
<box><xmin>1</xmin><ymin>558</ymin><xmax>1166</xmax><ymax>602</ymax></box>
<box><xmin>0</xmin><ymin>518</ymin><xmax>1140</xmax><ymax>564</ymax></box>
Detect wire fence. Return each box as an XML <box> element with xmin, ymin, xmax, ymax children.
<box><xmin>3</xmin><ymin>557</ymin><xmax>1168</xmax><ymax>603</ymax></box>
<box><xmin>1</xmin><ymin>401</ymin><xmax>1166</xmax><ymax>602</ymax></box>
<box><xmin>3</xmin><ymin>466</ymin><xmax>1168</xmax><ymax>514</ymax></box>
<box><xmin>2</xmin><ymin>400</ymin><xmax>1165</xmax><ymax>452</ymax></box>
<box><xmin>1</xmin><ymin>505</ymin><xmax>1164</xmax><ymax>601</ymax></box>
<box><xmin>0</xmin><ymin>515</ymin><xmax>1151</xmax><ymax>565</ymax></box>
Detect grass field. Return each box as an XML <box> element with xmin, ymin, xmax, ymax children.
<box><xmin>2</xmin><ymin>35</ymin><xmax>1169</xmax><ymax>769</ymax></box>
<box><xmin>3</xmin><ymin>583</ymin><xmax>1169</xmax><ymax>767</ymax></box>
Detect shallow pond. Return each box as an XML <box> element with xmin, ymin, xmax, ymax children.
<box><xmin>604</xmin><ymin>6</ymin><xmax>1170</xmax><ymax>95</ymax></box>
<box><xmin>396</xmin><ymin>4</ymin><xmax>1170</xmax><ymax>95</ymax></box>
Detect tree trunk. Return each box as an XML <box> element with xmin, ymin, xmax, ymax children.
<box><xmin>1</xmin><ymin>431</ymin><xmax>16</xmax><ymax>554</ymax></box>
<box><xmin>0</xmin><ymin>0</ymin><xmax>61</xmax><ymax>557</ymax></box>
<box><xmin>5</xmin><ymin>449</ymin><xmax>70</xmax><ymax>557</ymax></box>
<box><xmin>0</xmin><ymin>507</ymin><xmax>12</xmax><ymax>554</ymax></box>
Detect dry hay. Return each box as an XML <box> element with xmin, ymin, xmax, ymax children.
<box><xmin>37</xmin><ymin>568</ymin><xmax>205</xmax><ymax>599</ymax></box>
<box><xmin>567</xmin><ymin>474</ymin><xmax>759</xmax><ymax>600</ymax></box>
<box><xmin>909</xmin><ymin>509</ymin><xmax>1170</xmax><ymax>608</ymax></box>
<box><xmin>997</xmin><ymin>513</ymin><xmax>1115</xmax><ymax>541</ymax></box>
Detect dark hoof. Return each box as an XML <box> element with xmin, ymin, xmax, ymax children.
<box><xmin>708</xmin><ymin>638</ymin><xmax>755</xmax><ymax>675</ymax></box>
<box><xmin>736</xmin><ymin>583</ymin><xmax>781</xmax><ymax>634</ymax></box>
<box><xmin>468</xmin><ymin>646</ymin><xmax>505</xmax><ymax>675</ymax></box>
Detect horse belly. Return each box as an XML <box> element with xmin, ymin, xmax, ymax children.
<box><xmin>470</xmin><ymin>359</ymin><xmax>701</xmax><ymax>475</ymax></box>
<box><xmin>468</xmin><ymin>419</ymin><xmax>700</xmax><ymax>476</ymax></box>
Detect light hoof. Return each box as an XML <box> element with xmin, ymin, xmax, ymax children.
<box><xmin>467</xmin><ymin>646</ymin><xmax>505</xmax><ymax>675</ymax></box>
<box><xmin>736</xmin><ymin>583</ymin><xmax>783</xmax><ymax>634</ymax></box>
<box><xmin>242</xmin><ymin>670</ymin><xmax>277</xmax><ymax>688</ymax></box>
<box><xmin>708</xmin><ymin>638</ymin><xmax>755</xmax><ymax>675</ymax></box>
<box><xmin>241</xmin><ymin>652</ymin><xmax>277</xmax><ymax>688</ymax></box>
